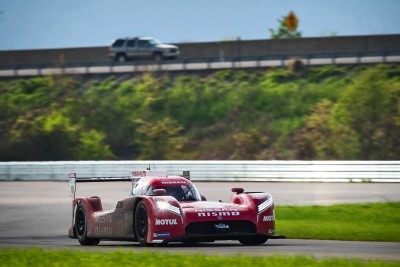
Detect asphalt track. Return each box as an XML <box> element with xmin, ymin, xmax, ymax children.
<box><xmin>0</xmin><ymin>181</ymin><xmax>399</xmax><ymax>260</ymax></box>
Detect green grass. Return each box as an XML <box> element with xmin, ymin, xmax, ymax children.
<box><xmin>0</xmin><ymin>248</ymin><xmax>398</xmax><ymax>267</ymax></box>
<box><xmin>276</xmin><ymin>202</ymin><xmax>400</xmax><ymax>241</ymax></box>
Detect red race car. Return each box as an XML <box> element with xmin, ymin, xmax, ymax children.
<box><xmin>68</xmin><ymin>170</ymin><xmax>285</xmax><ymax>246</ymax></box>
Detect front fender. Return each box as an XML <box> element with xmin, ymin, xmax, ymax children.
<box><xmin>231</xmin><ymin>192</ymin><xmax>276</xmax><ymax>233</ymax></box>
<box><xmin>137</xmin><ymin>196</ymin><xmax>184</xmax><ymax>243</ymax></box>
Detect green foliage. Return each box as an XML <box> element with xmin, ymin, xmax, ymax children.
<box><xmin>293</xmin><ymin>100</ymin><xmax>360</xmax><ymax>159</ymax></box>
<box><xmin>276</xmin><ymin>202</ymin><xmax>400</xmax><ymax>242</ymax></box>
<box><xmin>332</xmin><ymin>66</ymin><xmax>400</xmax><ymax>159</ymax></box>
<box><xmin>293</xmin><ymin>65</ymin><xmax>400</xmax><ymax>160</ymax></box>
<box><xmin>0</xmin><ymin>64</ymin><xmax>399</xmax><ymax>160</ymax></box>
<box><xmin>0</xmin><ymin>248</ymin><xmax>398</xmax><ymax>267</ymax></box>
<box><xmin>77</xmin><ymin>130</ymin><xmax>115</xmax><ymax>160</ymax></box>
<box><xmin>6</xmin><ymin>110</ymin><xmax>80</xmax><ymax>160</ymax></box>
<box><xmin>269</xmin><ymin>17</ymin><xmax>302</xmax><ymax>39</ymax></box>
<box><xmin>135</xmin><ymin>117</ymin><xmax>187</xmax><ymax>160</ymax></box>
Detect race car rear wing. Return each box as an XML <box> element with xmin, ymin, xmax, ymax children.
<box><xmin>69</xmin><ymin>173</ymin><xmax>132</xmax><ymax>198</ymax></box>
<box><xmin>69</xmin><ymin>170</ymin><xmax>190</xmax><ymax>198</ymax></box>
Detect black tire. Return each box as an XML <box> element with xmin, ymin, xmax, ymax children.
<box><xmin>75</xmin><ymin>204</ymin><xmax>100</xmax><ymax>246</ymax></box>
<box><xmin>115</xmin><ymin>54</ymin><xmax>127</xmax><ymax>62</ymax></box>
<box><xmin>153</xmin><ymin>53</ymin><xmax>163</xmax><ymax>62</ymax></box>
<box><xmin>134</xmin><ymin>201</ymin><xmax>152</xmax><ymax>246</ymax></box>
<box><xmin>239</xmin><ymin>236</ymin><xmax>268</xmax><ymax>246</ymax></box>
<box><xmin>182</xmin><ymin>241</ymin><xmax>197</xmax><ymax>245</ymax></box>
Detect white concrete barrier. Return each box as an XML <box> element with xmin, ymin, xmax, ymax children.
<box><xmin>2</xmin><ymin>54</ymin><xmax>400</xmax><ymax>78</ymax></box>
<box><xmin>1</xmin><ymin>160</ymin><xmax>399</xmax><ymax>182</ymax></box>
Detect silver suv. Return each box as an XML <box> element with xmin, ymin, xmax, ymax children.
<box><xmin>109</xmin><ymin>37</ymin><xmax>179</xmax><ymax>62</ymax></box>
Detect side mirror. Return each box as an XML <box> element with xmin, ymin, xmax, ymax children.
<box><xmin>231</xmin><ymin>187</ymin><xmax>244</xmax><ymax>194</ymax></box>
<box><xmin>200</xmin><ymin>194</ymin><xmax>207</xmax><ymax>201</ymax></box>
<box><xmin>153</xmin><ymin>189</ymin><xmax>166</xmax><ymax>195</ymax></box>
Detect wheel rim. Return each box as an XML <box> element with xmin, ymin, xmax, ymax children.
<box><xmin>136</xmin><ymin>206</ymin><xmax>148</xmax><ymax>239</ymax></box>
<box><xmin>76</xmin><ymin>209</ymin><xmax>85</xmax><ymax>235</ymax></box>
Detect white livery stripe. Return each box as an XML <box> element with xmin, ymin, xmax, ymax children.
<box><xmin>258</xmin><ymin>197</ymin><xmax>273</xmax><ymax>214</ymax></box>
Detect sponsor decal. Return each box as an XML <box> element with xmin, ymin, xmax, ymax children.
<box><xmin>195</xmin><ymin>208</ymin><xmax>239</xmax><ymax>212</ymax></box>
<box><xmin>132</xmin><ymin>171</ymin><xmax>147</xmax><ymax>177</ymax></box>
<box><xmin>153</xmin><ymin>232</ymin><xmax>171</xmax><ymax>238</ymax></box>
<box><xmin>197</xmin><ymin>211</ymin><xmax>240</xmax><ymax>217</ymax></box>
<box><xmin>114</xmin><ymin>212</ymin><xmax>125</xmax><ymax>219</ymax></box>
<box><xmin>195</xmin><ymin>208</ymin><xmax>240</xmax><ymax>217</ymax></box>
<box><xmin>95</xmin><ymin>226</ymin><xmax>112</xmax><ymax>235</ymax></box>
<box><xmin>161</xmin><ymin>181</ymin><xmax>187</xmax><ymax>185</ymax></box>
<box><xmin>263</xmin><ymin>215</ymin><xmax>275</xmax><ymax>222</ymax></box>
<box><xmin>250</xmin><ymin>193</ymin><xmax>267</xmax><ymax>199</ymax></box>
<box><xmin>263</xmin><ymin>210</ymin><xmax>275</xmax><ymax>222</ymax></box>
<box><xmin>155</xmin><ymin>219</ymin><xmax>178</xmax><ymax>225</ymax></box>
<box><xmin>95</xmin><ymin>214</ymin><xmax>113</xmax><ymax>223</ymax></box>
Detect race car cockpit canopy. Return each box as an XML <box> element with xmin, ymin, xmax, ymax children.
<box><xmin>130</xmin><ymin>171</ymin><xmax>201</xmax><ymax>201</ymax></box>
<box><xmin>68</xmin><ymin>170</ymin><xmax>200</xmax><ymax>201</ymax></box>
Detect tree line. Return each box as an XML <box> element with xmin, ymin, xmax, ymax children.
<box><xmin>0</xmin><ymin>64</ymin><xmax>399</xmax><ymax>161</ymax></box>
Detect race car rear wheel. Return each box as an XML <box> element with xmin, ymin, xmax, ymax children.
<box><xmin>135</xmin><ymin>201</ymin><xmax>152</xmax><ymax>246</ymax></box>
<box><xmin>239</xmin><ymin>236</ymin><xmax>268</xmax><ymax>246</ymax></box>
<box><xmin>75</xmin><ymin>203</ymin><xmax>100</xmax><ymax>246</ymax></box>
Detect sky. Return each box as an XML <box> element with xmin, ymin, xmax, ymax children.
<box><xmin>0</xmin><ymin>0</ymin><xmax>399</xmax><ymax>51</ymax></box>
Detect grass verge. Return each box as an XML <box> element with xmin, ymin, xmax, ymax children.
<box><xmin>276</xmin><ymin>202</ymin><xmax>400</xmax><ymax>241</ymax></box>
<box><xmin>0</xmin><ymin>248</ymin><xmax>398</xmax><ymax>267</ymax></box>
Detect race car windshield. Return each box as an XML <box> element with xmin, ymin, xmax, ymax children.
<box><xmin>148</xmin><ymin>185</ymin><xmax>201</xmax><ymax>201</ymax></box>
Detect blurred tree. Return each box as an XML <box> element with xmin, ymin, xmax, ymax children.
<box><xmin>230</xmin><ymin>129</ymin><xmax>269</xmax><ymax>159</ymax></box>
<box><xmin>269</xmin><ymin>12</ymin><xmax>302</xmax><ymax>39</ymax></box>
<box><xmin>333</xmin><ymin>66</ymin><xmax>400</xmax><ymax>159</ymax></box>
<box><xmin>135</xmin><ymin>117</ymin><xmax>187</xmax><ymax>160</ymax></box>
<box><xmin>293</xmin><ymin>100</ymin><xmax>360</xmax><ymax>159</ymax></box>
<box><xmin>76</xmin><ymin>130</ymin><xmax>115</xmax><ymax>160</ymax></box>
<box><xmin>7</xmin><ymin>111</ymin><xmax>80</xmax><ymax>160</ymax></box>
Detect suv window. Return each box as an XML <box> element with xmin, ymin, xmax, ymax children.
<box><xmin>138</xmin><ymin>40</ymin><xmax>150</xmax><ymax>48</ymax></box>
<box><xmin>126</xmin><ymin>39</ymin><xmax>136</xmax><ymax>48</ymax></box>
<box><xmin>112</xmin><ymin>39</ymin><xmax>125</xmax><ymax>48</ymax></box>
<box><xmin>148</xmin><ymin>39</ymin><xmax>161</xmax><ymax>47</ymax></box>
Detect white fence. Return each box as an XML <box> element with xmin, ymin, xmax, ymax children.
<box><xmin>0</xmin><ymin>160</ymin><xmax>399</xmax><ymax>182</ymax></box>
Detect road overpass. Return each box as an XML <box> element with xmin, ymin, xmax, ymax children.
<box><xmin>0</xmin><ymin>34</ymin><xmax>399</xmax><ymax>77</ymax></box>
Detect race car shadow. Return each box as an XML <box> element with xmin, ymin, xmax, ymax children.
<box><xmin>96</xmin><ymin>240</ymin><xmax>286</xmax><ymax>248</ymax></box>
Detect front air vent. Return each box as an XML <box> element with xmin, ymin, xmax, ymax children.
<box><xmin>185</xmin><ymin>220</ymin><xmax>256</xmax><ymax>235</ymax></box>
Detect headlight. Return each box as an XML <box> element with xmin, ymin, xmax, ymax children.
<box><xmin>258</xmin><ymin>197</ymin><xmax>273</xmax><ymax>214</ymax></box>
<box><xmin>155</xmin><ymin>200</ymin><xmax>181</xmax><ymax>215</ymax></box>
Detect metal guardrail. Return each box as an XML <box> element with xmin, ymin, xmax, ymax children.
<box><xmin>1</xmin><ymin>161</ymin><xmax>399</xmax><ymax>182</ymax></box>
<box><xmin>1</xmin><ymin>52</ymin><xmax>400</xmax><ymax>78</ymax></box>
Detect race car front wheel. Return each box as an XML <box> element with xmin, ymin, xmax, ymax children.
<box><xmin>75</xmin><ymin>204</ymin><xmax>100</xmax><ymax>246</ymax></box>
<box><xmin>135</xmin><ymin>201</ymin><xmax>152</xmax><ymax>246</ymax></box>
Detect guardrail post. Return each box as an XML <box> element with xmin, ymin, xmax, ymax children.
<box><xmin>305</xmin><ymin>55</ymin><xmax>310</xmax><ymax>66</ymax></box>
<box><xmin>13</xmin><ymin>66</ymin><xmax>18</xmax><ymax>77</ymax></box>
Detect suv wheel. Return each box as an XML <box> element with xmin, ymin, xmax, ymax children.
<box><xmin>153</xmin><ymin>53</ymin><xmax>163</xmax><ymax>62</ymax></box>
<box><xmin>115</xmin><ymin>54</ymin><xmax>127</xmax><ymax>62</ymax></box>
